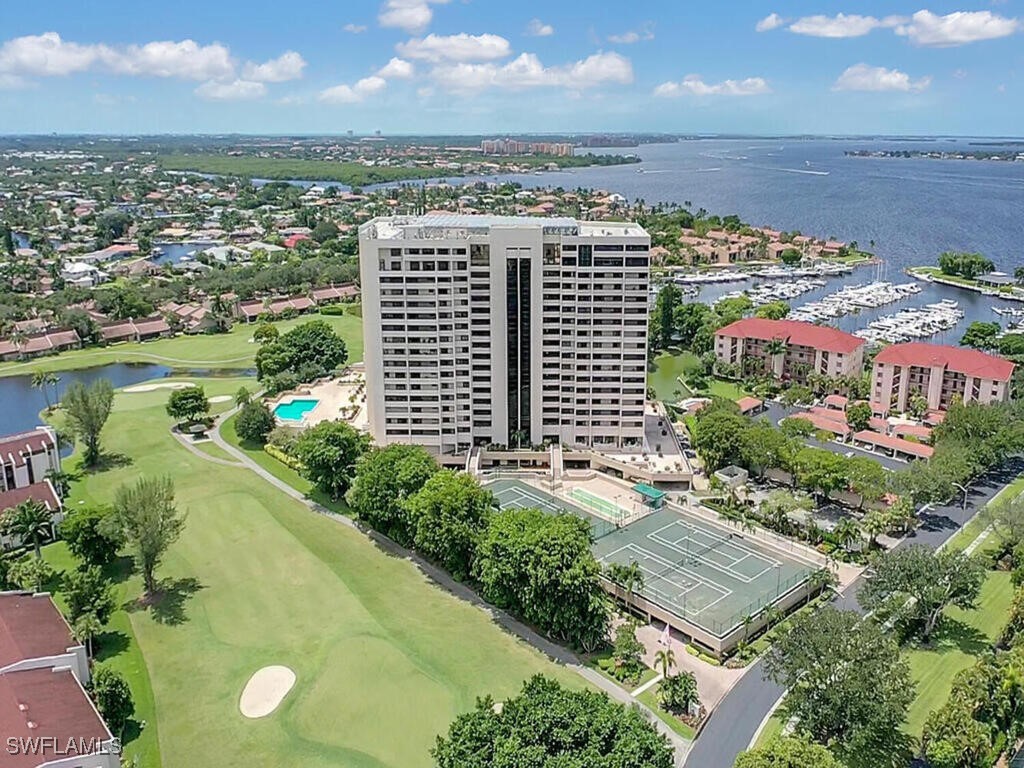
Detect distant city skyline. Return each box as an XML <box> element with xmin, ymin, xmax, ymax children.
<box><xmin>0</xmin><ymin>1</ymin><xmax>1022</xmax><ymax>136</ymax></box>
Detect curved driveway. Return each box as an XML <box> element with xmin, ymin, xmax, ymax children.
<box><xmin>684</xmin><ymin>455</ymin><xmax>1024</xmax><ymax>768</ymax></box>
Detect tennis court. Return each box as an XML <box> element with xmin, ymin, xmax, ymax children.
<box><xmin>486</xmin><ymin>478</ymin><xmax>816</xmax><ymax>639</ymax></box>
<box><xmin>594</xmin><ymin>509</ymin><xmax>816</xmax><ymax>637</ymax></box>
<box><xmin>487</xmin><ymin>477</ymin><xmax>619</xmax><ymax>538</ymax></box>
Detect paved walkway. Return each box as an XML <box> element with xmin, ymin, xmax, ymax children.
<box><xmin>170</xmin><ymin>428</ymin><xmax>243</xmax><ymax>467</ymax></box>
<box><xmin>206</xmin><ymin>409</ymin><xmax>691</xmax><ymax>765</ymax></box>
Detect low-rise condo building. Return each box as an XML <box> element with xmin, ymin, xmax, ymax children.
<box><xmin>714</xmin><ymin>318</ymin><xmax>865</xmax><ymax>382</ymax></box>
<box><xmin>871</xmin><ymin>342</ymin><xmax>1015</xmax><ymax>413</ymax></box>
<box><xmin>359</xmin><ymin>214</ymin><xmax>650</xmax><ymax>456</ymax></box>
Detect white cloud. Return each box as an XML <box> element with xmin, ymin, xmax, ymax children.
<box><xmin>195</xmin><ymin>79</ymin><xmax>266</xmax><ymax>101</ymax></box>
<box><xmin>378</xmin><ymin>0</ymin><xmax>450</xmax><ymax>34</ymax></box>
<box><xmin>789</xmin><ymin>13</ymin><xmax>905</xmax><ymax>38</ymax></box>
<box><xmin>894</xmin><ymin>10</ymin><xmax>1020</xmax><ymax>46</ymax></box>
<box><xmin>344</xmin><ymin>23</ymin><xmax>368</xmax><ymax>34</ymax></box>
<box><xmin>833</xmin><ymin>63</ymin><xmax>931</xmax><ymax>92</ymax></box>
<box><xmin>654</xmin><ymin>74</ymin><xmax>771</xmax><ymax>97</ymax></box>
<box><xmin>105</xmin><ymin>39</ymin><xmax>235</xmax><ymax>80</ymax></box>
<box><xmin>430</xmin><ymin>51</ymin><xmax>633</xmax><ymax>92</ymax></box>
<box><xmin>755</xmin><ymin>13</ymin><xmax>786</xmax><ymax>32</ymax></box>
<box><xmin>526</xmin><ymin>19</ymin><xmax>554</xmax><ymax>37</ymax></box>
<box><xmin>242</xmin><ymin>51</ymin><xmax>306</xmax><ymax>82</ymax></box>
<box><xmin>377</xmin><ymin>56</ymin><xmax>415</xmax><ymax>79</ymax></box>
<box><xmin>397</xmin><ymin>33</ymin><xmax>511</xmax><ymax>63</ymax></box>
<box><xmin>319</xmin><ymin>75</ymin><xmax>388</xmax><ymax>103</ymax></box>
<box><xmin>0</xmin><ymin>32</ymin><xmax>235</xmax><ymax>81</ymax></box>
<box><xmin>607</xmin><ymin>23</ymin><xmax>655</xmax><ymax>44</ymax></box>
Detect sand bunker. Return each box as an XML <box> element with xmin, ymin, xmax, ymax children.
<box><xmin>209</xmin><ymin>395</ymin><xmax>233</xmax><ymax>403</ymax></box>
<box><xmin>123</xmin><ymin>381</ymin><xmax>194</xmax><ymax>393</ymax></box>
<box><xmin>239</xmin><ymin>666</ymin><xmax>296</xmax><ymax>718</ymax></box>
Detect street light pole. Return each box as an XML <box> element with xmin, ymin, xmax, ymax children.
<box><xmin>951</xmin><ymin>482</ymin><xmax>969</xmax><ymax>515</ymax></box>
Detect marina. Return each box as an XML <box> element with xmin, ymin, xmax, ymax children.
<box><xmin>787</xmin><ymin>281</ymin><xmax>922</xmax><ymax>322</ymax></box>
<box><xmin>853</xmin><ymin>300</ymin><xmax>965</xmax><ymax>344</ymax></box>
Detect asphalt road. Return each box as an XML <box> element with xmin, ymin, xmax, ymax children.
<box><xmin>683</xmin><ymin>455</ymin><xmax>1024</xmax><ymax>768</ymax></box>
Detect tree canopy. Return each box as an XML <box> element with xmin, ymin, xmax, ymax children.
<box><xmin>475</xmin><ymin>507</ymin><xmax>607</xmax><ymax>651</ymax></box>
<box><xmin>858</xmin><ymin>545</ymin><xmax>985</xmax><ymax>641</ymax></box>
<box><xmin>165</xmin><ymin>385</ymin><xmax>209</xmax><ymax>423</ymax></box>
<box><xmin>292</xmin><ymin>420</ymin><xmax>370</xmax><ymax>499</ymax></box>
<box><xmin>432</xmin><ymin>675</ymin><xmax>673</xmax><ymax>768</ymax></box>
<box><xmin>764</xmin><ymin>607</ymin><xmax>914</xmax><ymax>756</ymax></box>
<box><xmin>107</xmin><ymin>476</ymin><xmax>185</xmax><ymax>595</ymax></box>
<box><xmin>403</xmin><ymin>471</ymin><xmax>493</xmax><ymax>581</ymax></box>
<box><xmin>62</xmin><ymin>378</ymin><xmax>114</xmax><ymax>466</ymax></box>
<box><xmin>735</xmin><ymin>737</ymin><xmax>843</xmax><ymax>768</ymax></box>
<box><xmin>346</xmin><ymin>443</ymin><xmax>438</xmax><ymax>545</ymax></box>
<box><xmin>255</xmin><ymin>319</ymin><xmax>348</xmax><ymax>384</ymax></box>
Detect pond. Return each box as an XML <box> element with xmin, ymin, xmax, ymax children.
<box><xmin>0</xmin><ymin>362</ymin><xmax>252</xmax><ymax>439</ymax></box>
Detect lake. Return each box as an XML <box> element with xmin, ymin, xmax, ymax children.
<box><xmin>0</xmin><ymin>363</ymin><xmax>255</xmax><ymax>439</ymax></box>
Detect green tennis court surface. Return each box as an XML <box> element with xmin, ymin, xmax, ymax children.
<box><xmin>486</xmin><ymin>478</ymin><xmax>816</xmax><ymax>638</ymax></box>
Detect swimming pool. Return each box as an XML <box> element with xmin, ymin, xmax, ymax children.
<box><xmin>273</xmin><ymin>398</ymin><xmax>320</xmax><ymax>421</ymax></box>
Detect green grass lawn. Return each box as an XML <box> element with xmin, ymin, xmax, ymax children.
<box><xmin>635</xmin><ymin>686</ymin><xmax>696</xmax><ymax>740</ymax></box>
<box><xmin>944</xmin><ymin>472</ymin><xmax>1024</xmax><ymax>554</ymax></box>
<box><xmin>752</xmin><ymin>709</ymin><xmax>788</xmax><ymax>748</ymax></box>
<box><xmin>904</xmin><ymin>570</ymin><xmax>1014</xmax><ymax>736</ymax></box>
<box><xmin>56</xmin><ymin>376</ymin><xmax>580</xmax><ymax>768</ymax></box>
<box><xmin>190</xmin><ymin>440</ymin><xmax>239</xmax><ymax>463</ymax></box>
<box><xmin>218</xmin><ymin>412</ymin><xmax>350</xmax><ymax>515</ymax></box>
<box><xmin>0</xmin><ymin>312</ymin><xmax>363</xmax><ymax>378</ymax></box>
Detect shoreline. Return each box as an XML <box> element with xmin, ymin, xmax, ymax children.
<box><xmin>906</xmin><ymin>266</ymin><xmax>1024</xmax><ymax>303</ymax></box>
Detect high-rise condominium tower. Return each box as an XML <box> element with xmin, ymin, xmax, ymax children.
<box><xmin>359</xmin><ymin>214</ymin><xmax>650</xmax><ymax>456</ymax></box>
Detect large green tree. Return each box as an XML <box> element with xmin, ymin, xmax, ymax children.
<box><xmin>165</xmin><ymin>385</ymin><xmax>209</xmax><ymax>423</ymax></box>
<box><xmin>403</xmin><ymin>471</ymin><xmax>493</xmax><ymax>581</ymax></box>
<box><xmin>475</xmin><ymin>507</ymin><xmax>608</xmax><ymax>651</ymax></box>
<box><xmin>62</xmin><ymin>379</ymin><xmax>115</xmax><ymax>466</ymax></box>
<box><xmin>764</xmin><ymin>607</ymin><xmax>914</xmax><ymax>755</ymax></box>
<box><xmin>694</xmin><ymin>408</ymin><xmax>750</xmax><ymax>472</ymax></box>
<box><xmin>346</xmin><ymin>444</ymin><xmax>438</xmax><ymax>544</ymax></box>
<box><xmin>64</xmin><ymin>565</ymin><xmax>115</xmax><ymax>624</ymax></box>
<box><xmin>61</xmin><ymin>506</ymin><xmax>123</xmax><ymax>567</ymax></box>
<box><xmin>255</xmin><ymin>319</ymin><xmax>348</xmax><ymax>381</ymax></box>
<box><xmin>959</xmin><ymin>321</ymin><xmax>1001</xmax><ymax>350</ymax></box>
<box><xmin>234</xmin><ymin>401</ymin><xmax>276</xmax><ymax>444</ymax></box>
<box><xmin>735</xmin><ymin>737</ymin><xmax>843</xmax><ymax>768</ymax></box>
<box><xmin>293</xmin><ymin>420</ymin><xmax>370</xmax><ymax>500</ymax></box>
<box><xmin>651</xmin><ymin>282</ymin><xmax>682</xmax><ymax>351</ymax></box>
<box><xmin>107</xmin><ymin>476</ymin><xmax>185</xmax><ymax>595</ymax></box>
<box><xmin>90</xmin><ymin>665</ymin><xmax>135</xmax><ymax>737</ymax></box>
<box><xmin>858</xmin><ymin>545</ymin><xmax>985</xmax><ymax>642</ymax></box>
<box><xmin>432</xmin><ymin>675</ymin><xmax>673</xmax><ymax>768</ymax></box>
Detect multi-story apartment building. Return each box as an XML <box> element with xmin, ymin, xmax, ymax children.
<box><xmin>871</xmin><ymin>342</ymin><xmax>1015</xmax><ymax>413</ymax></box>
<box><xmin>714</xmin><ymin>318</ymin><xmax>865</xmax><ymax>383</ymax></box>
<box><xmin>359</xmin><ymin>215</ymin><xmax>650</xmax><ymax>456</ymax></box>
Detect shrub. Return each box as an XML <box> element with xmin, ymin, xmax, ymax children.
<box><xmin>264</xmin><ymin>444</ymin><xmax>305</xmax><ymax>472</ymax></box>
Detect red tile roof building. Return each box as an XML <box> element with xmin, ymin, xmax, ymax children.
<box><xmin>0</xmin><ymin>428</ymin><xmax>60</xmax><ymax>496</ymax></box>
<box><xmin>871</xmin><ymin>342</ymin><xmax>1015</xmax><ymax>413</ymax></box>
<box><xmin>0</xmin><ymin>592</ymin><xmax>87</xmax><ymax>683</ymax></box>
<box><xmin>0</xmin><ymin>668</ymin><xmax>118</xmax><ymax>768</ymax></box>
<box><xmin>714</xmin><ymin>319</ymin><xmax>865</xmax><ymax>384</ymax></box>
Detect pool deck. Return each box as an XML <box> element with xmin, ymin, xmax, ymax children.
<box><xmin>268</xmin><ymin>370</ymin><xmax>368</xmax><ymax>430</ymax></box>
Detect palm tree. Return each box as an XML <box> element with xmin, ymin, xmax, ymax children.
<box><xmin>31</xmin><ymin>370</ymin><xmax>53</xmax><ymax>412</ymax></box>
<box><xmin>73</xmin><ymin>612</ymin><xmax>102</xmax><ymax>658</ymax></box>
<box><xmin>741</xmin><ymin>613</ymin><xmax>755</xmax><ymax>642</ymax></box>
<box><xmin>46</xmin><ymin>372</ymin><xmax>60</xmax><ymax>407</ymax></box>
<box><xmin>654</xmin><ymin>647</ymin><xmax>676</xmax><ymax>678</ymax></box>
<box><xmin>1</xmin><ymin>500</ymin><xmax>53</xmax><ymax>560</ymax></box>
<box><xmin>862</xmin><ymin>510</ymin><xmax>888</xmax><ymax>549</ymax></box>
<box><xmin>834</xmin><ymin>518</ymin><xmax>861</xmax><ymax>553</ymax></box>
<box><xmin>764</xmin><ymin>338</ymin><xmax>787</xmax><ymax>378</ymax></box>
<box><xmin>762</xmin><ymin>604</ymin><xmax>783</xmax><ymax>629</ymax></box>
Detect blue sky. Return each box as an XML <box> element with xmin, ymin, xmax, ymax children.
<box><xmin>0</xmin><ymin>0</ymin><xmax>1021</xmax><ymax>135</ymax></box>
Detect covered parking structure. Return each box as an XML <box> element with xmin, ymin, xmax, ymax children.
<box><xmin>852</xmin><ymin>430</ymin><xmax>934</xmax><ymax>460</ymax></box>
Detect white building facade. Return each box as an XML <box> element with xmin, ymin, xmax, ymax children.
<box><xmin>359</xmin><ymin>215</ymin><xmax>650</xmax><ymax>456</ymax></box>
